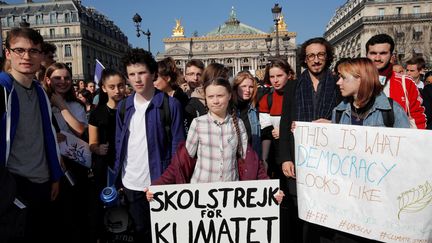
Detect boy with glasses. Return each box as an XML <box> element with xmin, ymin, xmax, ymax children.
<box><xmin>0</xmin><ymin>27</ymin><xmax>63</xmax><ymax>242</ymax></box>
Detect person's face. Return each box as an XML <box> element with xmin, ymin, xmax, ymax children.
<box><xmin>185</xmin><ymin>65</ymin><xmax>203</xmax><ymax>89</ymax></box>
<box><xmin>102</xmin><ymin>75</ymin><xmax>126</xmax><ymax>102</ymax></box>
<box><xmin>205</xmin><ymin>84</ymin><xmax>231</xmax><ymax>117</ymax></box>
<box><xmin>47</xmin><ymin>68</ymin><xmax>72</xmax><ymax>96</ymax></box>
<box><xmin>336</xmin><ymin>70</ymin><xmax>361</xmax><ymax>98</ymax></box>
<box><xmin>269</xmin><ymin>67</ymin><xmax>289</xmax><ymax>91</ymax></box>
<box><xmin>78</xmin><ymin>80</ymin><xmax>85</xmax><ymax>90</ymax></box>
<box><xmin>5</xmin><ymin>37</ymin><xmax>43</xmax><ymax>77</ymax></box>
<box><xmin>393</xmin><ymin>65</ymin><xmax>405</xmax><ymax>74</ymax></box>
<box><xmin>366</xmin><ymin>43</ymin><xmax>392</xmax><ymax>71</ymax></box>
<box><xmin>126</xmin><ymin>63</ymin><xmax>155</xmax><ymax>95</ymax></box>
<box><xmin>77</xmin><ymin>93</ymin><xmax>87</xmax><ymax>104</ymax></box>
<box><xmin>426</xmin><ymin>76</ymin><xmax>432</xmax><ymax>85</ymax></box>
<box><xmin>86</xmin><ymin>83</ymin><xmax>95</xmax><ymax>93</ymax></box>
<box><xmin>237</xmin><ymin>78</ymin><xmax>255</xmax><ymax>101</ymax></box>
<box><xmin>154</xmin><ymin>74</ymin><xmax>170</xmax><ymax>92</ymax></box>
<box><xmin>406</xmin><ymin>64</ymin><xmax>421</xmax><ymax>81</ymax></box>
<box><xmin>305</xmin><ymin>43</ymin><xmax>327</xmax><ymax>75</ymax></box>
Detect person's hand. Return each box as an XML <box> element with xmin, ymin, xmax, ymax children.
<box><xmin>51</xmin><ymin>181</ymin><xmax>60</xmax><ymax>201</ymax></box>
<box><xmin>272</xmin><ymin>128</ymin><xmax>280</xmax><ymax>139</ymax></box>
<box><xmin>274</xmin><ymin>190</ymin><xmax>285</xmax><ymax>204</ymax></box>
<box><xmin>50</xmin><ymin>93</ymin><xmax>67</xmax><ymax>110</ymax></box>
<box><xmin>180</xmin><ymin>83</ymin><xmax>190</xmax><ymax>93</ymax></box>
<box><xmin>313</xmin><ymin>118</ymin><xmax>331</xmax><ymax>123</ymax></box>
<box><xmin>144</xmin><ymin>188</ymin><xmax>154</xmax><ymax>202</ymax></box>
<box><xmin>291</xmin><ymin>121</ymin><xmax>296</xmax><ymax>132</ymax></box>
<box><xmin>97</xmin><ymin>143</ymin><xmax>109</xmax><ymax>156</ymax></box>
<box><xmin>282</xmin><ymin>161</ymin><xmax>296</xmax><ymax>178</ymax></box>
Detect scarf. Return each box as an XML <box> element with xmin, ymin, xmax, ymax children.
<box><xmin>295</xmin><ymin>69</ymin><xmax>338</xmax><ymax>121</ymax></box>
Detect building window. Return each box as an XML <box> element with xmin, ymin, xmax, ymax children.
<box><xmin>71</xmin><ymin>13</ymin><xmax>78</xmax><ymax>22</ymax></box>
<box><xmin>64</xmin><ymin>13</ymin><xmax>70</xmax><ymax>23</ymax></box>
<box><xmin>413</xmin><ymin>6</ymin><xmax>420</xmax><ymax>15</ymax></box>
<box><xmin>395</xmin><ymin>7</ymin><xmax>402</xmax><ymax>15</ymax></box>
<box><xmin>7</xmin><ymin>16</ymin><xmax>12</xmax><ymax>26</ymax></box>
<box><xmin>49</xmin><ymin>28</ymin><xmax>55</xmax><ymax>38</ymax></box>
<box><xmin>50</xmin><ymin>13</ymin><xmax>56</xmax><ymax>24</ymax></box>
<box><xmin>64</xmin><ymin>28</ymin><xmax>70</xmax><ymax>36</ymax></box>
<box><xmin>64</xmin><ymin>44</ymin><xmax>72</xmax><ymax>57</ymax></box>
<box><xmin>413</xmin><ymin>27</ymin><xmax>422</xmax><ymax>41</ymax></box>
<box><xmin>35</xmin><ymin>15</ymin><xmax>42</xmax><ymax>25</ymax></box>
<box><xmin>378</xmin><ymin>8</ymin><xmax>385</xmax><ymax>18</ymax></box>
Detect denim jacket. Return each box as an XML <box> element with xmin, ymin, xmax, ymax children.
<box><xmin>246</xmin><ymin>106</ymin><xmax>262</xmax><ymax>158</ymax></box>
<box><xmin>332</xmin><ymin>92</ymin><xmax>410</xmax><ymax>128</ymax></box>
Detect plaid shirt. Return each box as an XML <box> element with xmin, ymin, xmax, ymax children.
<box><xmin>186</xmin><ymin>113</ymin><xmax>248</xmax><ymax>183</ymax></box>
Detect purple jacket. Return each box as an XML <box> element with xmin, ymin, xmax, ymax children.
<box><xmin>114</xmin><ymin>90</ymin><xmax>185</xmax><ymax>184</ymax></box>
<box><xmin>154</xmin><ymin>142</ymin><xmax>269</xmax><ymax>185</ymax></box>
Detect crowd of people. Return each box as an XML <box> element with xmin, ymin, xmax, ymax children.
<box><xmin>0</xmin><ymin>27</ymin><xmax>429</xmax><ymax>243</ymax></box>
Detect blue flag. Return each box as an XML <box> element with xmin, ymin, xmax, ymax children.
<box><xmin>94</xmin><ymin>59</ymin><xmax>105</xmax><ymax>87</ymax></box>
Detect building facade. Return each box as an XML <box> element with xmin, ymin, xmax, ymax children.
<box><xmin>0</xmin><ymin>0</ymin><xmax>130</xmax><ymax>81</ymax></box>
<box><xmin>157</xmin><ymin>7</ymin><xmax>297</xmax><ymax>77</ymax></box>
<box><xmin>324</xmin><ymin>0</ymin><xmax>432</xmax><ymax>67</ymax></box>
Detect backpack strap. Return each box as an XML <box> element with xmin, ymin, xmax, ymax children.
<box><xmin>161</xmin><ymin>93</ymin><xmax>172</xmax><ymax>147</ymax></box>
<box><xmin>266</xmin><ymin>90</ymin><xmax>273</xmax><ymax>111</ymax></box>
<box><xmin>382</xmin><ymin>98</ymin><xmax>395</xmax><ymax>127</ymax></box>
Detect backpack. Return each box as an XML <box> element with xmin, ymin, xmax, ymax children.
<box><xmin>119</xmin><ymin>93</ymin><xmax>172</xmax><ymax>145</ymax></box>
<box><xmin>335</xmin><ymin>98</ymin><xmax>395</xmax><ymax>127</ymax></box>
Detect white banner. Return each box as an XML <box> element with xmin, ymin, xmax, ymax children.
<box><xmin>149</xmin><ymin>180</ymin><xmax>280</xmax><ymax>243</ymax></box>
<box><xmin>294</xmin><ymin>122</ymin><xmax>432</xmax><ymax>243</ymax></box>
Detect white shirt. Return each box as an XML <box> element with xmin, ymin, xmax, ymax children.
<box><xmin>122</xmin><ymin>95</ymin><xmax>151</xmax><ymax>190</ymax></box>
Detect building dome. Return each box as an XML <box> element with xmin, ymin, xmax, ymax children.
<box><xmin>206</xmin><ymin>7</ymin><xmax>265</xmax><ymax>36</ymax></box>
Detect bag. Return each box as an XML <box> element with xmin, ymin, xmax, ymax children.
<box><xmin>401</xmin><ymin>75</ymin><xmax>417</xmax><ymax>128</ymax></box>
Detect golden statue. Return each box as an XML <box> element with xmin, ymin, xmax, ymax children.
<box><xmin>172</xmin><ymin>18</ymin><xmax>185</xmax><ymax>37</ymax></box>
<box><xmin>277</xmin><ymin>13</ymin><xmax>288</xmax><ymax>32</ymax></box>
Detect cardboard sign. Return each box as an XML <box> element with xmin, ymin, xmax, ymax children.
<box><xmin>58</xmin><ymin>131</ymin><xmax>91</xmax><ymax>168</ymax></box>
<box><xmin>294</xmin><ymin>122</ymin><xmax>432</xmax><ymax>243</ymax></box>
<box><xmin>149</xmin><ymin>180</ymin><xmax>280</xmax><ymax>243</ymax></box>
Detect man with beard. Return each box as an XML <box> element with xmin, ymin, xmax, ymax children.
<box><xmin>278</xmin><ymin>37</ymin><xmax>340</xmax><ymax>243</ymax></box>
<box><xmin>366</xmin><ymin>33</ymin><xmax>426</xmax><ymax>129</ymax></box>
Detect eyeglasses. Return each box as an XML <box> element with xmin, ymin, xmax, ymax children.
<box><xmin>306</xmin><ymin>52</ymin><xmax>326</xmax><ymax>61</ymax></box>
<box><xmin>8</xmin><ymin>48</ymin><xmax>43</xmax><ymax>57</ymax></box>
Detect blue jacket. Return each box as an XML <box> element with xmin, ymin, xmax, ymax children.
<box><xmin>332</xmin><ymin>92</ymin><xmax>410</xmax><ymax>128</ymax></box>
<box><xmin>238</xmin><ymin>105</ymin><xmax>261</xmax><ymax>158</ymax></box>
<box><xmin>114</xmin><ymin>90</ymin><xmax>185</xmax><ymax>184</ymax></box>
<box><xmin>0</xmin><ymin>72</ymin><xmax>63</xmax><ymax>182</ymax></box>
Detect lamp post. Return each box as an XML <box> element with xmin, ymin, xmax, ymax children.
<box><xmin>271</xmin><ymin>3</ymin><xmax>282</xmax><ymax>57</ymax></box>
<box><xmin>132</xmin><ymin>13</ymin><xmax>151</xmax><ymax>53</ymax></box>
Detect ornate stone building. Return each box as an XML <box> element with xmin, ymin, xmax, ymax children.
<box><xmin>324</xmin><ymin>0</ymin><xmax>432</xmax><ymax>67</ymax></box>
<box><xmin>0</xmin><ymin>0</ymin><xmax>130</xmax><ymax>80</ymax></box>
<box><xmin>157</xmin><ymin>7</ymin><xmax>297</xmax><ymax>77</ymax></box>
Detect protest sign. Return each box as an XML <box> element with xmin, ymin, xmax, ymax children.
<box><xmin>294</xmin><ymin>122</ymin><xmax>432</xmax><ymax>243</ymax></box>
<box><xmin>149</xmin><ymin>180</ymin><xmax>280</xmax><ymax>243</ymax></box>
<box><xmin>58</xmin><ymin>131</ymin><xmax>91</xmax><ymax>168</ymax></box>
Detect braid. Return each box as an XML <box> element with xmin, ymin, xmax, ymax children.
<box><xmin>231</xmin><ymin>107</ymin><xmax>242</xmax><ymax>157</ymax></box>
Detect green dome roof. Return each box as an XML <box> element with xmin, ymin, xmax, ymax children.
<box><xmin>206</xmin><ymin>7</ymin><xmax>266</xmax><ymax>36</ymax></box>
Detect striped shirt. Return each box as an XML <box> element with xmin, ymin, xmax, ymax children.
<box><xmin>186</xmin><ymin>113</ymin><xmax>248</xmax><ymax>183</ymax></box>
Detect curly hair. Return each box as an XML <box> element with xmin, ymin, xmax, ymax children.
<box><xmin>263</xmin><ymin>58</ymin><xmax>295</xmax><ymax>86</ymax></box>
<box><xmin>121</xmin><ymin>48</ymin><xmax>157</xmax><ymax>74</ymax></box>
<box><xmin>299</xmin><ymin>37</ymin><xmax>334</xmax><ymax>69</ymax></box>
<box><xmin>158</xmin><ymin>57</ymin><xmax>181</xmax><ymax>90</ymax></box>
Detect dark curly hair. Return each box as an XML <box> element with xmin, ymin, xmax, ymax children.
<box><xmin>299</xmin><ymin>37</ymin><xmax>334</xmax><ymax>69</ymax></box>
<box><xmin>121</xmin><ymin>48</ymin><xmax>157</xmax><ymax>74</ymax></box>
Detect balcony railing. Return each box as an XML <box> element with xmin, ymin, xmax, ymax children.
<box><xmin>42</xmin><ymin>33</ymin><xmax>82</xmax><ymax>40</ymax></box>
<box><xmin>363</xmin><ymin>13</ymin><xmax>432</xmax><ymax>22</ymax></box>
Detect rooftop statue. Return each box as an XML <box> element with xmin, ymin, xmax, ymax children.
<box><xmin>172</xmin><ymin>18</ymin><xmax>185</xmax><ymax>37</ymax></box>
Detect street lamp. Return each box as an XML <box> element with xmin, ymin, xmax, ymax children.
<box><xmin>132</xmin><ymin>13</ymin><xmax>151</xmax><ymax>53</ymax></box>
<box><xmin>271</xmin><ymin>3</ymin><xmax>282</xmax><ymax>57</ymax></box>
